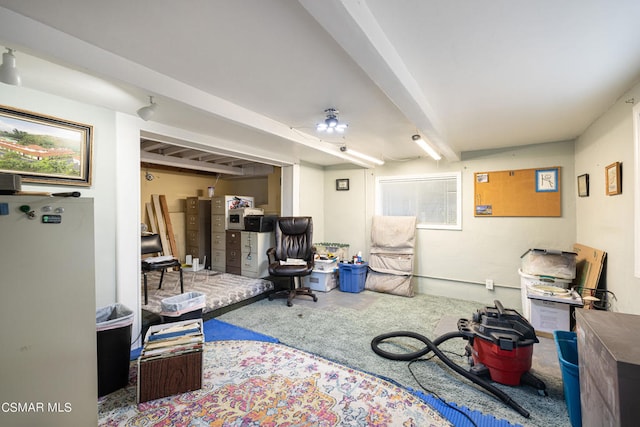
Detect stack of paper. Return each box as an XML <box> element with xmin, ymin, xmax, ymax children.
<box><xmin>280</xmin><ymin>258</ymin><xmax>307</xmax><ymax>265</ymax></box>
<box><xmin>139</xmin><ymin>320</ymin><xmax>204</xmax><ymax>361</ymax></box>
<box><xmin>143</xmin><ymin>255</ymin><xmax>176</xmax><ymax>264</ymax></box>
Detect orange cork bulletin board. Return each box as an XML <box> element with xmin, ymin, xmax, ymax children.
<box><xmin>474</xmin><ymin>167</ymin><xmax>561</xmax><ymax>217</ymax></box>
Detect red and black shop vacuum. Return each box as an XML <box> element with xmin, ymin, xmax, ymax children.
<box><xmin>371</xmin><ymin>300</ymin><xmax>546</xmax><ymax>418</ymax></box>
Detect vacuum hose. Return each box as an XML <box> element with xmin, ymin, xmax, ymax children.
<box><xmin>371</xmin><ymin>330</ymin><xmax>531</xmax><ymax>419</ymax></box>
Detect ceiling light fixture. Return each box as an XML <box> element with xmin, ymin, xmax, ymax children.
<box><xmin>340</xmin><ymin>146</ymin><xmax>384</xmax><ymax>165</ymax></box>
<box><xmin>137</xmin><ymin>96</ymin><xmax>157</xmax><ymax>121</ymax></box>
<box><xmin>0</xmin><ymin>48</ymin><xmax>21</xmax><ymax>86</ymax></box>
<box><xmin>317</xmin><ymin>108</ymin><xmax>348</xmax><ymax>133</ymax></box>
<box><xmin>412</xmin><ymin>134</ymin><xmax>441</xmax><ymax>160</ymax></box>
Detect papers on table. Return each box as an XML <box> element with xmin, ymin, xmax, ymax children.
<box><xmin>279</xmin><ymin>258</ymin><xmax>307</xmax><ymax>265</ymax></box>
<box><xmin>143</xmin><ymin>255</ymin><xmax>176</xmax><ymax>264</ymax></box>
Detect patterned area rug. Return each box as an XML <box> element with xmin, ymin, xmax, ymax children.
<box><xmin>142</xmin><ymin>270</ymin><xmax>274</xmax><ymax>315</ymax></box>
<box><xmin>99</xmin><ymin>340</ymin><xmax>452</xmax><ymax>426</ymax></box>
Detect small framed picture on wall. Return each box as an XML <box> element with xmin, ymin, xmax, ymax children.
<box><xmin>336</xmin><ymin>178</ymin><xmax>349</xmax><ymax>191</ymax></box>
<box><xmin>605</xmin><ymin>162</ymin><xmax>621</xmax><ymax>195</ymax></box>
<box><xmin>577</xmin><ymin>174</ymin><xmax>589</xmax><ymax>197</ymax></box>
<box><xmin>535</xmin><ymin>168</ymin><xmax>558</xmax><ymax>192</ymax></box>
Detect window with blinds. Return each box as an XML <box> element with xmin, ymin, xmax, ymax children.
<box><xmin>375</xmin><ymin>172</ymin><xmax>461</xmax><ymax>230</ymax></box>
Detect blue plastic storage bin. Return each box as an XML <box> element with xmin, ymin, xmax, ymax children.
<box><xmin>338</xmin><ymin>262</ymin><xmax>368</xmax><ymax>293</ymax></box>
<box><xmin>553</xmin><ymin>330</ymin><xmax>581</xmax><ymax>427</ymax></box>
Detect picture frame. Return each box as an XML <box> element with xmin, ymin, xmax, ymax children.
<box><xmin>336</xmin><ymin>178</ymin><xmax>349</xmax><ymax>191</ymax></box>
<box><xmin>577</xmin><ymin>173</ymin><xmax>589</xmax><ymax>197</ymax></box>
<box><xmin>0</xmin><ymin>105</ymin><xmax>93</xmax><ymax>186</ymax></box>
<box><xmin>605</xmin><ymin>162</ymin><xmax>621</xmax><ymax>195</ymax></box>
<box><xmin>535</xmin><ymin>168</ymin><xmax>558</xmax><ymax>192</ymax></box>
<box><xmin>476</xmin><ymin>173</ymin><xmax>489</xmax><ymax>183</ymax></box>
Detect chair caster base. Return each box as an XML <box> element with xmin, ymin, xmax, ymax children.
<box><xmin>268</xmin><ymin>283</ymin><xmax>318</xmax><ymax>307</ymax></box>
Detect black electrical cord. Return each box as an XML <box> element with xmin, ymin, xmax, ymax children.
<box><xmin>371</xmin><ymin>331</ymin><xmax>531</xmax><ymax>419</ymax></box>
<box><xmin>408</xmin><ymin>358</ymin><xmax>479</xmax><ymax>427</ymax></box>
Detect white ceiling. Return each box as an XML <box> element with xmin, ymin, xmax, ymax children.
<box><xmin>1</xmin><ymin>0</ymin><xmax>640</xmax><ymax>170</ymax></box>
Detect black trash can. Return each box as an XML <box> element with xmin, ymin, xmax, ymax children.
<box><xmin>96</xmin><ymin>303</ymin><xmax>134</xmax><ymax>397</ymax></box>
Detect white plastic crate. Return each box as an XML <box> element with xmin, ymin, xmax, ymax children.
<box><xmin>521</xmin><ymin>248</ymin><xmax>577</xmax><ymax>279</ymax></box>
<box><xmin>314</xmin><ymin>243</ymin><xmax>350</xmax><ymax>262</ymax></box>
<box><xmin>160</xmin><ymin>292</ymin><xmax>206</xmax><ymax>317</ymax></box>
<box><xmin>519</xmin><ymin>269</ymin><xmax>572</xmax><ymax>320</ymax></box>
<box><xmin>302</xmin><ymin>269</ymin><xmax>337</xmax><ymax>292</ymax></box>
<box><xmin>314</xmin><ymin>258</ymin><xmax>338</xmax><ymax>271</ymax></box>
<box><xmin>529</xmin><ymin>298</ymin><xmax>572</xmax><ymax>335</ymax></box>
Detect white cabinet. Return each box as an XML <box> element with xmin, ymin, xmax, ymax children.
<box><xmin>0</xmin><ymin>196</ymin><xmax>97</xmax><ymax>425</ymax></box>
<box><xmin>241</xmin><ymin>231</ymin><xmax>274</xmax><ymax>278</ymax></box>
<box><xmin>210</xmin><ymin>195</ymin><xmax>256</xmax><ymax>273</ymax></box>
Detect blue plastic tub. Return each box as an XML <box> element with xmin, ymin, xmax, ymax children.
<box><xmin>553</xmin><ymin>330</ymin><xmax>581</xmax><ymax>427</ymax></box>
<box><xmin>338</xmin><ymin>262</ymin><xmax>368</xmax><ymax>293</ymax></box>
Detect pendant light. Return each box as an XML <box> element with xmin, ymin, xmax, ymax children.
<box><xmin>317</xmin><ymin>108</ymin><xmax>348</xmax><ymax>134</ymax></box>
<box><xmin>0</xmin><ymin>48</ymin><xmax>21</xmax><ymax>86</ymax></box>
<box><xmin>137</xmin><ymin>96</ymin><xmax>157</xmax><ymax>121</ymax></box>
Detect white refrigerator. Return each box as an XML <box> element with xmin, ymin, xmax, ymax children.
<box><xmin>0</xmin><ymin>195</ymin><xmax>97</xmax><ymax>426</ymax></box>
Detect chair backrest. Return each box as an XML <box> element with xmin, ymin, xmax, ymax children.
<box><xmin>274</xmin><ymin>217</ymin><xmax>313</xmax><ymax>261</ymax></box>
<box><xmin>141</xmin><ymin>234</ymin><xmax>163</xmax><ymax>255</ymax></box>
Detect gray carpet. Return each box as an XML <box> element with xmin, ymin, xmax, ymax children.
<box><xmin>218</xmin><ymin>288</ymin><xmax>571</xmax><ymax>427</ymax></box>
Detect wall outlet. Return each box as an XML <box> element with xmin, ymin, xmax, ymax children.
<box><xmin>485</xmin><ymin>279</ymin><xmax>494</xmax><ymax>290</ymax></box>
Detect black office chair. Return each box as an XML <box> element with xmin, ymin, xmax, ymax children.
<box><xmin>141</xmin><ymin>234</ymin><xmax>183</xmax><ymax>305</ymax></box>
<box><xmin>267</xmin><ymin>217</ymin><xmax>318</xmax><ymax>307</ymax></box>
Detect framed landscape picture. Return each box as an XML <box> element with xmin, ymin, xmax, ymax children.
<box><xmin>0</xmin><ymin>105</ymin><xmax>93</xmax><ymax>186</ymax></box>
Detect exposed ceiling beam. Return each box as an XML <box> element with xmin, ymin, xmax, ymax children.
<box><xmin>140</xmin><ymin>151</ymin><xmax>245</xmax><ymax>176</ymax></box>
<box><xmin>161</xmin><ymin>146</ymin><xmax>191</xmax><ymax>156</ymax></box>
<box><xmin>229</xmin><ymin>159</ymin><xmax>256</xmax><ymax>166</ymax></box>
<box><xmin>140</xmin><ymin>140</ymin><xmax>167</xmax><ymax>151</ymax></box>
<box><xmin>200</xmin><ymin>154</ymin><xmax>227</xmax><ymax>162</ymax></box>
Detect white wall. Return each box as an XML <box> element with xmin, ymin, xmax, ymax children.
<box><xmin>1</xmin><ymin>84</ymin><xmax>119</xmax><ymax>307</ymax></box>
<box><xmin>321</xmin><ymin>141</ymin><xmax>577</xmax><ymax>309</ymax></box>
<box><xmin>323</xmin><ymin>167</ymin><xmax>370</xmax><ymax>256</ymax></box>
<box><xmin>7</xmin><ymin>65</ymin><xmax>639</xmax><ymax>328</ymax></box>
<box><xmin>298</xmin><ymin>162</ymin><xmax>326</xmax><ymax>241</ymax></box>
<box><xmin>575</xmin><ymin>81</ymin><xmax>640</xmax><ymax>314</ymax></box>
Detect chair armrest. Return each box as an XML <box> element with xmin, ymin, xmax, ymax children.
<box><xmin>266</xmin><ymin>247</ymin><xmax>276</xmax><ymax>264</ymax></box>
<box><xmin>308</xmin><ymin>246</ymin><xmax>317</xmax><ymax>267</ymax></box>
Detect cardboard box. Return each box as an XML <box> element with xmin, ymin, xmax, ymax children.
<box><xmin>573</xmin><ymin>243</ymin><xmax>607</xmax><ymax>306</ymax></box>
<box><xmin>138</xmin><ymin>351</ymin><xmax>203</xmax><ymax>403</ymax></box>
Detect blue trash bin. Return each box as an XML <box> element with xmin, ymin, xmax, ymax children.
<box><xmin>553</xmin><ymin>330</ymin><xmax>581</xmax><ymax>427</ymax></box>
<box><xmin>338</xmin><ymin>262</ymin><xmax>368</xmax><ymax>293</ymax></box>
